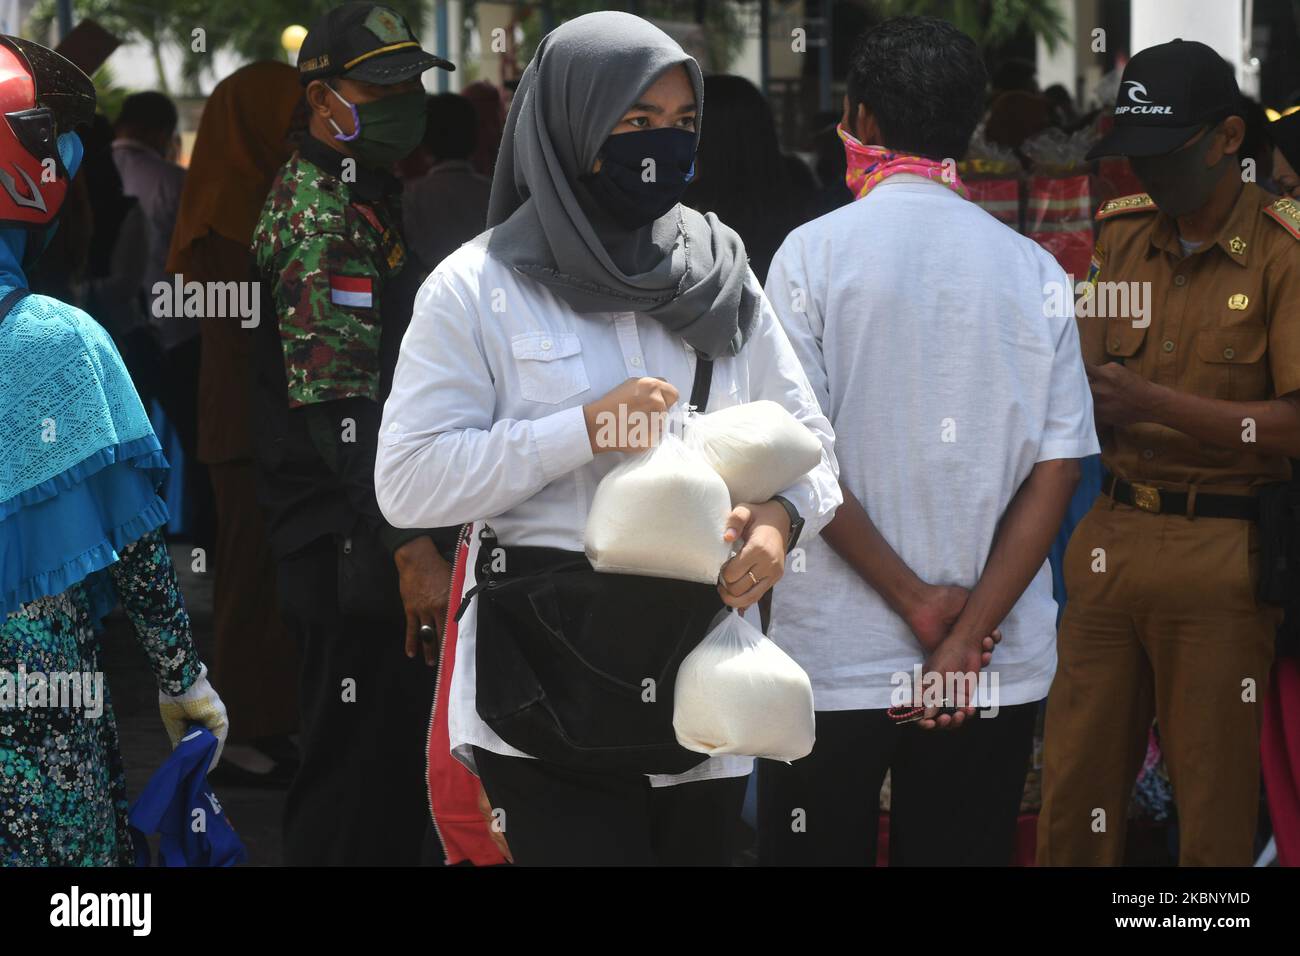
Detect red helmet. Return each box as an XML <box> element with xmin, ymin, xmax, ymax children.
<box><xmin>0</xmin><ymin>35</ymin><xmax>95</xmax><ymax>227</ymax></box>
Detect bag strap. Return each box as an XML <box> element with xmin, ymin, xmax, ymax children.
<box><xmin>0</xmin><ymin>287</ymin><xmax>29</xmax><ymax>328</ymax></box>
<box><xmin>689</xmin><ymin>354</ymin><xmax>713</xmax><ymax>413</ymax></box>
<box><xmin>454</xmin><ymin>524</ymin><xmax>589</xmax><ymax>623</ymax></box>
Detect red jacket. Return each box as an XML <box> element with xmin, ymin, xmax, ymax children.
<box><xmin>426</xmin><ymin>526</ymin><xmax>507</xmax><ymax>866</ymax></box>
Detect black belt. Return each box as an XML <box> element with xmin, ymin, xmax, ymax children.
<box><xmin>1103</xmin><ymin>475</ymin><xmax>1259</xmax><ymax>520</ymax></box>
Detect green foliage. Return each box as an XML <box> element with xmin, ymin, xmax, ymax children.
<box><xmin>29</xmin><ymin>0</ymin><xmax>141</xmax><ymax>51</ymax></box>
<box><xmin>516</xmin><ymin>0</ymin><xmax>746</xmax><ymax>74</ymax></box>
<box><xmin>877</xmin><ymin>0</ymin><xmax>1069</xmax><ymax>52</ymax></box>
<box><xmin>27</xmin><ymin>0</ymin><xmax>429</xmax><ymax>94</ymax></box>
<box><xmin>92</xmin><ymin>64</ymin><xmax>128</xmax><ymax>122</ymax></box>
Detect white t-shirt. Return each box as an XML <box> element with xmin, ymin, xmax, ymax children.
<box><xmin>764</xmin><ymin>174</ymin><xmax>1099</xmax><ymax>712</ymax></box>
<box><xmin>376</xmin><ymin>235</ymin><xmax>841</xmax><ymax>785</ymax></box>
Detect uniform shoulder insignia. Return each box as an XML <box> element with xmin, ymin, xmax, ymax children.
<box><xmin>1095</xmin><ymin>193</ymin><xmax>1157</xmax><ymax>221</ymax></box>
<box><xmin>1263</xmin><ymin>196</ymin><xmax>1300</xmax><ymax>241</ymax></box>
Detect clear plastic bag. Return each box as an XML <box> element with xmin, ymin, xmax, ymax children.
<box><xmin>673</xmin><ymin>610</ymin><xmax>815</xmax><ymax>760</ymax></box>
<box><xmin>684</xmin><ymin>400</ymin><xmax>822</xmax><ymax>505</ymax></box>
<box><xmin>1021</xmin><ymin>125</ymin><xmax>1097</xmax><ymax>172</ymax></box>
<box><xmin>584</xmin><ymin>433</ymin><xmax>734</xmax><ymax>584</ymax></box>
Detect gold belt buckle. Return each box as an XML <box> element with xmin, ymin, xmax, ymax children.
<box><xmin>1131</xmin><ymin>482</ymin><xmax>1162</xmax><ymax>513</ymax></box>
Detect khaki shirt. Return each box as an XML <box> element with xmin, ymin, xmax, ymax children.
<box><xmin>1079</xmin><ymin>184</ymin><xmax>1300</xmax><ymax>489</ymax></box>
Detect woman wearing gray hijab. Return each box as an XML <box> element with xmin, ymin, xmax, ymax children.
<box><xmin>377</xmin><ymin>11</ymin><xmax>840</xmax><ymax>865</ymax></box>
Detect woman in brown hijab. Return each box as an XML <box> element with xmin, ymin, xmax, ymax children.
<box><xmin>166</xmin><ymin>61</ymin><xmax>305</xmax><ymax>786</ymax></box>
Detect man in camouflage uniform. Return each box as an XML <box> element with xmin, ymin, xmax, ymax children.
<box><xmin>249</xmin><ymin>2</ymin><xmax>457</xmax><ymax>865</ymax></box>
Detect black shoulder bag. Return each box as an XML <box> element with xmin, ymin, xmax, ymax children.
<box><xmin>457</xmin><ymin>356</ymin><xmax>724</xmax><ymax>775</ymax></box>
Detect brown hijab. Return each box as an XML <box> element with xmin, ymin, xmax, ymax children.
<box><xmin>166</xmin><ymin>61</ymin><xmax>303</xmax><ymax>275</ymax></box>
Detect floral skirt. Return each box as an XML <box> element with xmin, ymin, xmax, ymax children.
<box><xmin>0</xmin><ymin>584</ymin><xmax>130</xmax><ymax>866</ymax></box>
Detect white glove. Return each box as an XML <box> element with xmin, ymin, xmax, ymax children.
<box><xmin>159</xmin><ymin>664</ymin><xmax>229</xmax><ymax>771</ymax></box>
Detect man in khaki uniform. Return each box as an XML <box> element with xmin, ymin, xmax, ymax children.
<box><xmin>1038</xmin><ymin>39</ymin><xmax>1300</xmax><ymax>866</ymax></box>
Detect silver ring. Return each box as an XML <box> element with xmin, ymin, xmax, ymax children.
<box><xmin>418</xmin><ymin>624</ymin><xmax>437</xmax><ymax>644</ymax></box>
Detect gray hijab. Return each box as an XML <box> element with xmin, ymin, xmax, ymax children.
<box><xmin>485</xmin><ymin>11</ymin><xmax>757</xmax><ymax>360</ymax></box>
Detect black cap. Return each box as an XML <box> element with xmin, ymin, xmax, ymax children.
<box><xmin>297</xmin><ymin>2</ymin><xmax>454</xmax><ymax>87</ymax></box>
<box><xmin>1087</xmin><ymin>39</ymin><xmax>1240</xmax><ymax>160</ymax></box>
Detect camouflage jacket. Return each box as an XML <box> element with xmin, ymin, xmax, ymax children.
<box><xmin>251</xmin><ymin>135</ymin><xmax>407</xmax><ymax>407</ymax></box>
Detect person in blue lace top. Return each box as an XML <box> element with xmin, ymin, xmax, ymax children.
<box><xmin>0</xmin><ymin>36</ymin><xmax>228</xmax><ymax>866</ymax></box>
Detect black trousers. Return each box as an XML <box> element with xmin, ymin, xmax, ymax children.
<box><xmin>757</xmin><ymin>702</ymin><xmax>1038</xmax><ymax>866</ymax></box>
<box><xmin>473</xmin><ymin>746</ymin><xmax>748</xmax><ymax>866</ymax></box>
<box><xmin>275</xmin><ymin>537</ymin><xmax>433</xmax><ymax>865</ymax></box>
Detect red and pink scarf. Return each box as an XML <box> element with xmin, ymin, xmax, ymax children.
<box><xmin>837</xmin><ymin>123</ymin><xmax>969</xmax><ymax>201</ymax></box>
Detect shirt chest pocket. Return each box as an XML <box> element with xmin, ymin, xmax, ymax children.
<box><xmin>1103</xmin><ymin>318</ymin><xmax>1148</xmax><ymax>364</ymax></box>
<box><xmin>511</xmin><ymin>331</ymin><xmax>591</xmax><ymax>405</ymax></box>
<box><xmin>1194</xmin><ymin>326</ymin><xmax>1269</xmax><ymax>401</ymax></box>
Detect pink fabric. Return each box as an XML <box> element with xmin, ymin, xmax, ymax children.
<box><xmin>838</xmin><ymin>123</ymin><xmax>969</xmax><ymax>201</ymax></box>
<box><xmin>1262</xmin><ymin>656</ymin><xmax>1300</xmax><ymax>866</ymax></box>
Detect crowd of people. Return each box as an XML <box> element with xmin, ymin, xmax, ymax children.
<box><xmin>1</xmin><ymin>0</ymin><xmax>1299</xmax><ymax>867</ymax></box>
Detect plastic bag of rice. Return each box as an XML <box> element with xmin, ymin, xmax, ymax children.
<box><xmin>673</xmin><ymin>610</ymin><xmax>815</xmax><ymax>760</ymax></box>
<box><xmin>685</xmin><ymin>400</ymin><xmax>822</xmax><ymax>504</ymax></box>
<box><xmin>584</xmin><ymin>433</ymin><xmax>733</xmax><ymax>584</ymax></box>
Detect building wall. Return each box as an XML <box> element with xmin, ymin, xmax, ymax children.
<box><xmin>1131</xmin><ymin>0</ymin><xmax>1251</xmax><ymax>94</ymax></box>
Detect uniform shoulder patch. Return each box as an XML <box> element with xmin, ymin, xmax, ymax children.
<box><xmin>1095</xmin><ymin>193</ymin><xmax>1157</xmax><ymax>221</ymax></box>
<box><xmin>1262</xmin><ymin>196</ymin><xmax>1300</xmax><ymax>241</ymax></box>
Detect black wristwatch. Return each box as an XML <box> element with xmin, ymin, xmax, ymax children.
<box><xmin>771</xmin><ymin>495</ymin><xmax>805</xmax><ymax>553</ymax></box>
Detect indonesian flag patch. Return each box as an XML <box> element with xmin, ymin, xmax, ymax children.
<box><xmin>329</xmin><ymin>274</ymin><xmax>374</xmax><ymax>308</ymax></box>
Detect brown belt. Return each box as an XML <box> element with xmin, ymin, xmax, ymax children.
<box><xmin>1103</xmin><ymin>475</ymin><xmax>1258</xmax><ymax>520</ymax></box>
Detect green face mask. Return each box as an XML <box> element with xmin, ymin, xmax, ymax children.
<box><xmin>327</xmin><ymin>85</ymin><xmax>427</xmax><ymax>168</ymax></box>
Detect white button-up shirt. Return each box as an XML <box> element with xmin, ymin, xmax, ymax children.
<box><xmin>764</xmin><ymin>175</ymin><xmax>1099</xmax><ymax>711</ymax></box>
<box><xmin>376</xmin><ymin>236</ymin><xmax>841</xmax><ymax>785</ymax></box>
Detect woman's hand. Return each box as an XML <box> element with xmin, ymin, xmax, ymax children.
<box><xmin>158</xmin><ymin>665</ymin><xmax>229</xmax><ymax>771</ymax></box>
<box><xmin>583</xmin><ymin>377</ymin><xmax>679</xmax><ymax>454</ymax></box>
<box><xmin>717</xmin><ymin>500</ymin><xmax>791</xmax><ymax>609</ymax></box>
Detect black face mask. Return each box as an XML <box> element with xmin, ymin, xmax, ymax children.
<box><xmin>1130</xmin><ymin>125</ymin><xmax>1230</xmax><ymax>219</ymax></box>
<box><xmin>581</xmin><ymin>127</ymin><xmax>696</xmax><ymax>230</ymax></box>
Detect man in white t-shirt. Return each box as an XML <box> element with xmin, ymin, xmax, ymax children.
<box><xmin>761</xmin><ymin>16</ymin><xmax>1099</xmax><ymax>866</ymax></box>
